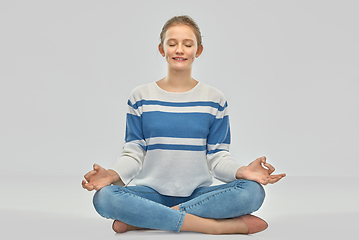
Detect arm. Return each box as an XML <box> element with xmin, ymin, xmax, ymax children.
<box><xmin>207</xmin><ymin>97</ymin><xmax>243</xmax><ymax>182</ymax></box>
<box><xmin>109</xmin><ymin>98</ymin><xmax>147</xmax><ymax>185</ymax></box>
<box><xmin>207</xmin><ymin>96</ymin><xmax>285</xmax><ymax>184</ymax></box>
<box><xmin>82</xmin><ymin>90</ymin><xmax>146</xmax><ymax>191</ymax></box>
<box><xmin>236</xmin><ymin>156</ymin><xmax>286</xmax><ymax>185</ymax></box>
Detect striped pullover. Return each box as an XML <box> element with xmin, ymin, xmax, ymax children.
<box><xmin>110</xmin><ymin>81</ymin><xmax>242</xmax><ymax>197</ymax></box>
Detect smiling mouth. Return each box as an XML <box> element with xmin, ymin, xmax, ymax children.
<box><xmin>173</xmin><ymin>57</ymin><xmax>187</xmax><ymax>61</ymax></box>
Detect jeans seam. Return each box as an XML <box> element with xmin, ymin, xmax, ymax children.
<box><xmin>125</xmin><ymin>190</ymin><xmax>158</xmax><ymax>194</ymax></box>
<box><xmin>192</xmin><ymin>185</ymin><xmax>223</xmax><ymax>195</ymax></box>
<box><xmin>192</xmin><ymin>179</ymin><xmax>244</xmax><ymax>196</ymax></box>
<box><xmin>120</xmin><ymin>187</ymin><xmax>159</xmax><ymax>194</ymax></box>
<box><xmin>174</xmin><ymin>209</ymin><xmax>185</xmax><ymax>232</ymax></box>
<box><xmin>182</xmin><ymin>186</ymin><xmax>240</xmax><ymax>211</ymax></box>
<box><xmin>118</xmin><ymin>190</ymin><xmax>159</xmax><ymax>205</ymax></box>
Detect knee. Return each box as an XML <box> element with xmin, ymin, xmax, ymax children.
<box><xmin>239</xmin><ymin>180</ymin><xmax>266</xmax><ymax>212</ymax></box>
<box><xmin>93</xmin><ymin>185</ymin><xmax>118</xmax><ymax>219</ymax></box>
<box><xmin>248</xmin><ymin>180</ymin><xmax>265</xmax><ymax>211</ymax></box>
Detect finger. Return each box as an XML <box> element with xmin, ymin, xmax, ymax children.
<box><xmin>93</xmin><ymin>163</ymin><xmax>100</xmax><ymax>171</ymax></box>
<box><xmin>82</xmin><ymin>180</ymin><xmax>94</xmax><ymax>191</ymax></box>
<box><xmin>84</xmin><ymin>170</ymin><xmax>97</xmax><ymax>181</ymax></box>
<box><xmin>268</xmin><ymin>174</ymin><xmax>285</xmax><ymax>184</ymax></box>
<box><xmin>273</xmin><ymin>173</ymin><xmax>286</xmax><ymax>178</ymax></box>
<box><xmin>82</xmin><ymin>180</ymin><xmax>89</xmax><ymax>190</ymax></box>
<box><xmin>259</xmin><ymin>156</ymin><xmax>267</xmax><ymax>167</ymax></box>
<box><xmin>83</xmin><ymin>182</ymin><xmax>95</xmax><ymax>191</ymax></box>
<box><xmin>84</xmin><ymin>170</ymin><xmax>93</xmax><ymax>180</ymax></box>
<box><xmin>264</xmin><ymin>163</ymin><xmax>275</xmax><ymax>175</ymax></box>
<box><xmin>254</xmin><ymin>156</ymin><xmax>266</xmax><ymax>165</ymax></box>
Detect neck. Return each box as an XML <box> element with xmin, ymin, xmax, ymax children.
<box><xmin>158</xmin><ymin>67</ymin><xmax>197</xmax><ymax>93</ymax></box>
<box><xmin>167</xmin><ymin>66</ymin><xmax>193</xmax><ymax>86</ymax></box>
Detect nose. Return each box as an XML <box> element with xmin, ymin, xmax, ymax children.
<box><xmin>175</xmin><ymin>44</ymin><xmax>184</xmax><ymax>54</ymax></box>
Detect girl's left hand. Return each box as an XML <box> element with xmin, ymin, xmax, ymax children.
<box><xmin>236</xmin><ymin>156</ymin><xmax>286</xmax><ymax>185</ymax></box>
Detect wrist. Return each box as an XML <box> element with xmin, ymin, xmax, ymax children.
<box><xmin>236</xmin><ymin>166</ymin><xmax>247</xmax><ymax>179</ymax></box>
<box><xmin>107</xmin><ymin>169</ymin><xmax>121</xmax><ymax>183</ymax></box>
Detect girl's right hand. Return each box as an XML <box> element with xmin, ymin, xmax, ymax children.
<box><xmin>82</xmin><ymin>164</ymin><xmax>121</xmax><ymax>191</ymax></box>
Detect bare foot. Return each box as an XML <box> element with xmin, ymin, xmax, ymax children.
<box><xmin>214</xmin><ymin>217</ymin><xmax>249</xmax><ymax>234</ymax></box>
<box><xmin>112</xmin><ymin>205</ymin><xmax>181</xmax><ymax>234</ymax></box>
<box><xmin>213</xmin><ymin>215</ymin><xmax>268</xmax><ymax>234</ymax></box>
<box><xmin>180</xmin><ymin>213</ymin><xmax>267</xmax><ymax>235</ymax></box>
<box><xmin>112</xmin><ymin>220</ymin><xmax>147</xmax><ymax>233</ymax></box>
<box><xmin>238</xmin><ymin>215</ymin><xmax>268</xmax><ymax>234</ymax></box>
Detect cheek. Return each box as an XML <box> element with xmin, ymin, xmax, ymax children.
<box><xmin>189</xmin><ymin>52</ymin><xmax>197</xmax><ymax>60</ymax></box>
<box><xmin>189</xmin><ymin>48</ymin><xmax>198</xmax><ymax>57</ymax></box>
<box><xmin>164</xmin><ymin>48</ymin><xmax>174</xmax><ymax>57</ymax></box>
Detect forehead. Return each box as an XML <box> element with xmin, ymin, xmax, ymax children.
<box><xmin>164</xmin><ymin>25</ymin><xmax>196</xmax><ymax>41</ymax></box>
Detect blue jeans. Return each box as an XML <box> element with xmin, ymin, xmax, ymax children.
<box><xmin>93</xmin><ymin>179</ymin><xmax>265</xmax><ymax>232</ymax></box>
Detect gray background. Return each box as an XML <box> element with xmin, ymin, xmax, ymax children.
<box><xmin>1</xmin><ymin>0</ymin><xmax>358</xmax><ymax>178</ymax></box>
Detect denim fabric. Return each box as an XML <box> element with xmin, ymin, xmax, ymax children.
<box><xmin>93</xmin><ymin>179</ymin><xmax>265</xmax><ymax>232</ymax></box>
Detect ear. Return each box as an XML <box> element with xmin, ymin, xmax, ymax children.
<box><xmin>195</xmin><ymin>44</ymin><xmax>204</xmax><ymax>58</ymax></box>
<box><xmin>158</xmin><ymin>43</ymin><xmax>165</xmax><ymax>57</ymax></box>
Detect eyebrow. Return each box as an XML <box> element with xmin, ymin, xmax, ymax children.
<box><xmin>167</xmin><ymin>38</ymin><xmax>195</xmax><ymax>43</ymax></box>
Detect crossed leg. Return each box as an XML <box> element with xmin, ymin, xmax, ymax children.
<box><xmin>110</xmin><ymin>180</ymin><xmax>267</xmax><ymax>234</ymax></box>
<box><xmin>112</xmin><ymin>208</ymin><xmax>267</xmax><ymax>234</ymax></box>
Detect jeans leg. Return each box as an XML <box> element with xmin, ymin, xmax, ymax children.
<box><xmin>93</xmin><ymin>185</ymin><xmax>185</xmax><ymax>232</ymax></box>
<box><xmin>178</xmin><ymin>180</ymin><xmax>265</xmax><ymax>219</ymax></box>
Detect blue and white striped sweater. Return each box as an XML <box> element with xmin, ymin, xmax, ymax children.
<box><xmin>111</xmin><ymin>82</ymin><xmax>242</xmax><ymax>197</ymax></box>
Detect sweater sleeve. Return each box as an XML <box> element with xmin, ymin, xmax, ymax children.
<box><xmin>110</xmin><ymin>91</ymin><xmax>146</xmax><ymax>186</ymax></box>
<box><xmin>206</xmin><ymin>97</ymin><xmax>242</xmax><ymax>183</ymax></box>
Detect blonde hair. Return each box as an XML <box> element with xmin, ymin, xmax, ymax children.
<box><xmin>160</xmin><ymin>15</ymin><xmax>202</xmax><ymax>47</ymax></box>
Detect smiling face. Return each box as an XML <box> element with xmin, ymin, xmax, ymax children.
<box><xmin>159</xmin><ymin>25</ymin><xmax>203</xmax><ymax>71</ymax></box>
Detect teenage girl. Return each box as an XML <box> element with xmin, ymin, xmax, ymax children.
<box><xmin>82</xmin><ymin>15</ymin><xmax>286</xmax><ymax>235</ymax></box>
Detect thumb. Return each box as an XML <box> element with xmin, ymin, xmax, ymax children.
<box><xmin>93</xmin><ymin>163</ymin><xmax>100</xmax><ymax>171</ymax></box>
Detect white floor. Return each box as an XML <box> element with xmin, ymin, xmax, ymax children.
<box><xmin>1</xmin><ymin>175</ymin><xmax>358</xmax><ymax>240</ymax></box>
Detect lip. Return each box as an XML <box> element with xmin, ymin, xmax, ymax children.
<box><xmin>172</xmin><ymin>57</ymin><xmax>187</xmax><ymax>61</ymax></box>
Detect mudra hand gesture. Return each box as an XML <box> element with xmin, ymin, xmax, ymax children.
<box><xmin>82</xmin><ymin>164</ymin><xmax>121</xmax><ymax>191</ymax></box>
<box><xmin>83</xmin><ymin>156</ymin><xmax>285</xmax><ymax>191</ymax></box>
<box><xmin>236</xmin><ymin>156</ymin><xmax>286</xmax><ymax>185</ymax></box>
